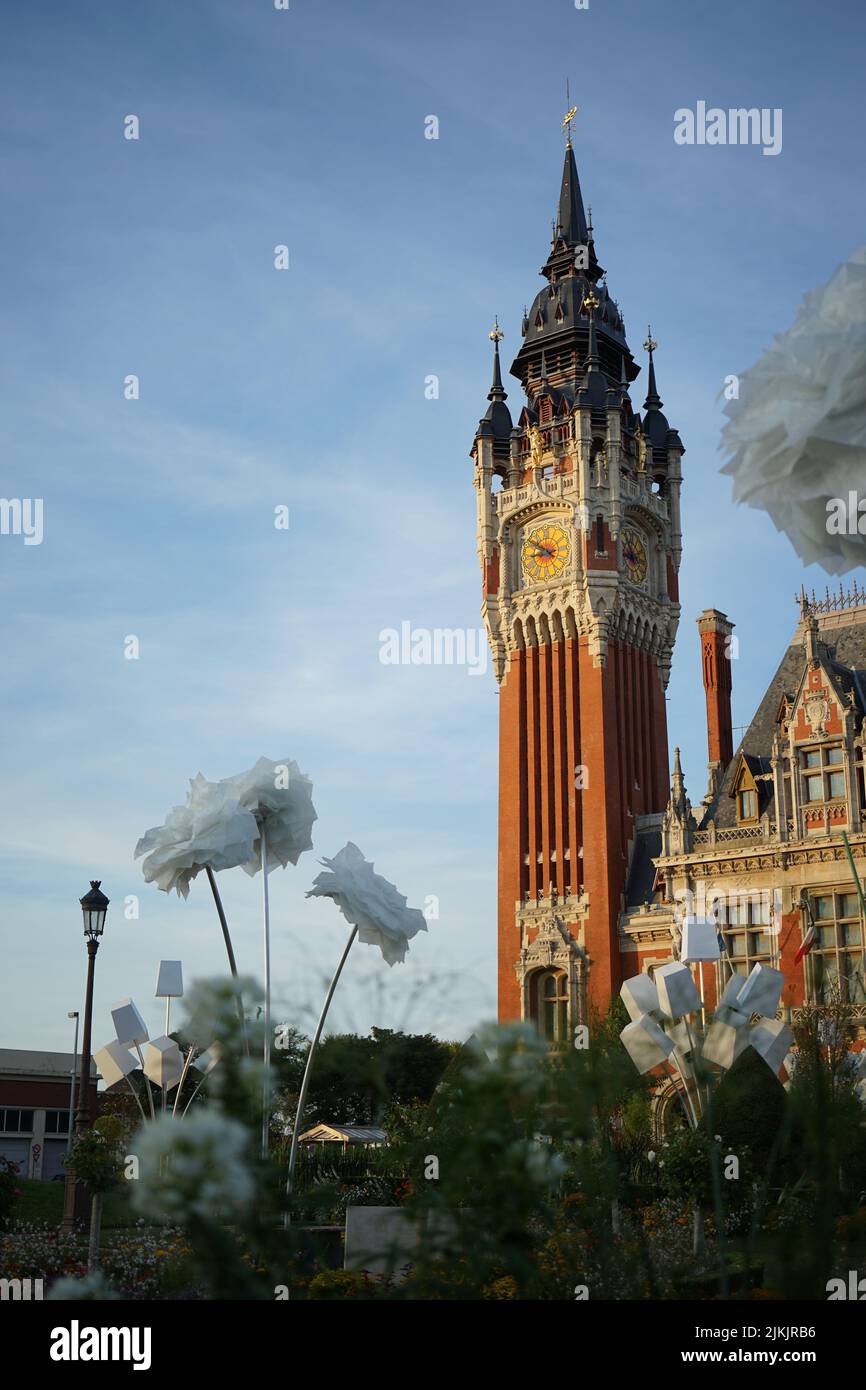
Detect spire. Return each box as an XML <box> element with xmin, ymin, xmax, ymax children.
<box><xmin>487</xmin><ymin>317</ymin><xmax>507</xmax><ymax>402</ymax></box>
<box><xmin>642</xmin><ymin>326</ymin><xmax>663</xmax><ymax>411</ymax></box>
<box><xmin>670</xmin><ymin>746</ymin><xmax>688</xmax><ymax>819</ymax></box>
<box><xmin>557</xmin><ymin>142</ymin><xmax>589</xmax><ymax>248</ymax></box>
<box><xmin>477</xmin><ymin>317</ymin><xmax>512</xmax><ymax>447</ymax></box>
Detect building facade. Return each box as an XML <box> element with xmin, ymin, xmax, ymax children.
<box><xmin>474</xmin><ymin>138</ymin><xmax>866</xmax><ymax>1039</ymax></box>
<box><xmin>0</xmin><ymin>1050</ymin><xmax>97</xmax><ymax>1180</ymax></box>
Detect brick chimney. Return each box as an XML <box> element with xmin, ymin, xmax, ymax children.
<box><xmin>697</xmin><ymin>609</ymin><xmax>734</xmax><ymax>769</ymax></box>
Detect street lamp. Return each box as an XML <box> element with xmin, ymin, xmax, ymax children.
<box><xmin>75</xmin><ymin>881</ymin><xmax>109</xmax><ymax>1130</ymax></box>
<box><xmin>66</xmin><ymin>1011</ymin><xmax>79</xmax><ymax>1155</ymax></box>
<box><xmin>63</xmin><ymin>880</ymin><xmax>109</xmax><ymax>1231</ymax></box>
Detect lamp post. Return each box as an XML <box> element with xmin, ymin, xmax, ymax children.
<box><xmin>62</xmin><ymin>880</ymin><xmax>109</xmax><ymax>1230</ymax></box>
<box><xmin>74</xmin><ymin>881</ymin><xmax>109</xmax><ymax>1130</ymax></box>
<box><xmin>66</xmin><ymin>1010</ymin><xmax>79</xmax><ymax>1155</ymax></box>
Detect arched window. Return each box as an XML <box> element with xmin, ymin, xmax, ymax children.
<box><xmin>535</xmin><ymin>970</ymin><xmax>569</xmax><ymax>1043</ymax></box>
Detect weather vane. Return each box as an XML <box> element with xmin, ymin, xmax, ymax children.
<box><xmin>562</xmin><ymin>79</ymin><xmax>578</xmax><ymax>145</ymax></box>
<box><xmin>582</xmin><ymin>289</ymin><xmax>600</xmax><ymax>315</ymax></box>
<box><xmin>489</xmin><ymin>316</ymin><xmax>504</xmax><ymax>345</ymax></box>
<box><xmin>643</xmin><ymin>325</ymin><xmax>658</xmax><ymax>354</ymax></box>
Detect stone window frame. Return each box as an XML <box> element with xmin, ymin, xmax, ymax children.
<box><xmin>805</xmin><ymin>888</ymin><xmax>866</xmax><ymax>1005</ymax></box>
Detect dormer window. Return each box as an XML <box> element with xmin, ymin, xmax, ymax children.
<box><xmin>732</xmin><ymin>759</ymin><xmax>761</xmax><ymax>826</ymax></box>
<box><xmin>801</xmin><ymin>745</ymin><xmax>846</xmax><ymax>802</ymax></box>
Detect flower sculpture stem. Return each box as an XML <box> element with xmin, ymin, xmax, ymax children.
<box><xmin>205</xmin><ymin>867</ymin><xmax>238</xmax><ymax>977</ymax></box>
<box><xmin>261</xmin><ymin>819</ymin><xmax>272</xmax><ymax>1159</ymax></box>
<box><xmin>285</xmin><ymin>925</ymin><xmax>359</xmax><ymax>1206</ymax></box>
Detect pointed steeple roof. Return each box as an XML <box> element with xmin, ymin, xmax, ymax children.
<box><xmin>642</xmin><ymin>328</ymin><xmax>663</xmax><ymax>411</ymax></box>
<box><xmin>488</xmin><ymin>326</ymin><xmax>507</xmax><ymax>402</ymax></box>
<box><xmin>641</xmin><ymin>326</ymin><xmax>671</xmax><ymax>448</ymax></box>
<box><xmin>478</xmin><ymin>318</ymin><xmax>512</xmax><ymax>448</ymax></box>
<box><xmin>557</xmin><ymin>142</ymin><xmax>589</xmax><ymax>247</ymax></box>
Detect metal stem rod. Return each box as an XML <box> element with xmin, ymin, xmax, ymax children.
<box><xmin>206</xmin><ymin>865</ymin><xmax>239</xmax><ymax>977</ymax></box>
<box><xmin>261</xmin><ymin>820</ymin><xmax>271</xmax><ymax>1160</ymax></box>
<box><xmin>171</xmin><ymin>1046</ymin><xmax>198</xmax><ymax>1118</ymax></box>
<box><xmin>286</xmin><ymin>925</ymin><xmax>359</xmax><ymax>1204</ymax></box>
<box><xmin>124</xmin><ymin>1075</ymin><xmax>148</xmax><ymax>1124</ymax></box>
<box><xmin>134</xmin><ymin>1042</ymin><xmax>156</xmax><ymax>1121</ymax></box>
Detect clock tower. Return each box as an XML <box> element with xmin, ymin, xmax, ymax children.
<box><xmin>472</xmin><ymin>135</ymin><xmax>684</xmax><ymax>1031</ymax></box>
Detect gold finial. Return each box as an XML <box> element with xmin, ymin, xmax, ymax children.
<box><xmin>643</xmin><ymin>325</ymin><xmax>658</xmax><ymax>354</ymax></box>
<box><xmin>489</xmin><ymin>316</ymin><xmax>504</xmax><ymax>345</ymax></box>
<box><xmin>562</xmin><ymin>79</ymin><xmax>578</xmax><ymax>145</ymax></box>
<box><xmin>582</xmin><ymin>289</ymin><xmax>599</xmax><ymax>314</ymax></box>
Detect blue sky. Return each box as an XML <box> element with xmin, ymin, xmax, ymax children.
<box><xmin>1</xmin><ymin>0</ymin><xmax>865</xmax><ymax>1052</ymax></box>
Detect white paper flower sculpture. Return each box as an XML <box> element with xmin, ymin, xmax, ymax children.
<box><xmin>721</xmin><ymin>246</ymin><xmax>866</xmax><ymax>574</ymax></box>
<box><xmin>217</xmin><ymin>756</ymin><xmax>317</xmax><ymax>874</ymax></box>
<box><xmin>134</xmin><ymin>774</ymin><xmax>258</xmax><ymax>899</ymax></box>
<box><xmin>285</xmin><ymin>843</ymin><xmax>430</xmax><ymax>1206</ymax></box>
<box><xmin>135</xmin><ymin>758</ymin><xmax>316</xmax><ymax>1159</ymax></box>
<box><xmin>306</xmin><ymin>841</ymin><xmax>428</xmax><ymax>966</ymax></box>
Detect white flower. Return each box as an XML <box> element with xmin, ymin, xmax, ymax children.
<box><xmin>217</xmin><ymin>756</ymin><xmax>316</xmax><ymax>873</ymax></box>
<box><xmin>647</xmin><ymin>1150</ymin><xmax>656</xmax><ymax>1163</ymax></box>
<box><xmin>306</xmin><ymin>841</ymin><xmax>427</xmax><ymax>966</ymax></box>
<box><xmin>46</xmin><ymin>1271</ymin><xmax>121</xmax><ymax>1301</ymax></box>
<box><xmin>131</xmin><ymin>1109</ymin><xmax>255</xmax><ymax>1222</ymax></box>
<box><xmin>135</xmin><ymin>774</ymin><xmax>257</xmax><ymax>897</ymax></box>
<box><xmin>721</xmin><ymin>246</ymin><xmax>866</xmax><ymax>574</ymax></box>
<box><xmin>135</xmin><ymin>757</ymin><xmax>316</xmax><ymax>896</ymax></box>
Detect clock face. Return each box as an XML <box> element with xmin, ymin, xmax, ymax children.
<box><xmin>622</xmin><ymin>528</ymin><xmax>648</xmax><ymax>585</ymax></box>
<box><xmin>521</xmin><ymin>522</ymin><xmax>571</xmax><ymax>584</ymax></box>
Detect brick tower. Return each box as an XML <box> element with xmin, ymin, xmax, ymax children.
<box><xmin>472</xmin><ymin>133</ymin><xmax>685</xmax><ymax>1033</ymax></box>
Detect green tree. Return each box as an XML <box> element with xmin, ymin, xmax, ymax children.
<box><xmin>65</xmin><ymin>1116</ymin><xmax>127</xmax><ymax>1270</ymax></box>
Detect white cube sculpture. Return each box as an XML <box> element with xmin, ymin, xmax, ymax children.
<box><xmin>111</xmin><ymin>998</ymin><xmax>148</xmax><ymax>1048</ymax></box>
<box><xmin>191</xmin><ymin>1044</ymin><xmax>222</xmax><ymax>1076</ymax></box>
<box><xmin>749</xmin><ymin>1017</ymin><xmax>793</xmax><ymax>1073</ymax></box>
<box><xmin>680</xmin><ymin>917</ymin><xmax>721</xmax><ymax>963</ymax></box>
<box><xmin>702</xmin><ymin>1019</ymin><xmax>751</xmax><ymax>1070</ymax></box>
<box><xmin>143</xmin><ymin>1036</ymin><xmax>184</xmax><ymax>1090</ymax></box>
<box><xmin>663</xmin><ymin>1019</ymin><xmax>694</xmax><ymax>1057</ymax></box>
<box><xmin>715</xmin><ymin>972</ymin><xmax>750</xmax><ymax>1027</ymax></box>
<box><xmin>737</xmin><ymin>963</ymin><xmax>784</xmax><ymax>1020</ymax></box>
<box><xmin>155</xmin><ymin>960</ymin><xmax>183</xmax><ymax>998</ymax></box>
<box><xmin>620</xmin><ymin>973</ymin><xmax>660</xmax><ymax>1022</ymax></box>
<box><xmin>93</xmin><ymin>1040</ymin><xmax>138</xmax><ymax>1088</ymax></box>
<box><xmin>655</xmin><ymin>962</ymin><xmax>701</xmax><ymax>1019</ymax></box>
<box><xmin>620</xmin><ymin>1015</ymin><xmax>675</xmax><ymax>1074</ymax></box>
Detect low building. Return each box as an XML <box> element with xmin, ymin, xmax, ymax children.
<box><xmin>297</xmin><ymin>1124</ymin><xmax>386</xmax><ymax>1150</ymax></box>
<box><xmin>0</xmin><ymin>1050</ymin><xmax>98</xmax><ymax>1180</ymax></box>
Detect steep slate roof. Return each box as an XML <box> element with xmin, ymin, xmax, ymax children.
<box><xmin>626</xmin><ymin>823</ymin><xmax>663</xmax><ymax>906</ymax></box>
<box><xmin>699</xmin><ymin>612</ymin><xmax>866</xmax><ymax>830</ymax></box>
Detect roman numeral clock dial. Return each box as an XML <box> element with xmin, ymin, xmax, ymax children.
<box><xmin>521</xmin><ymin>523</ymin><xmax>570</xmax><ymax>585</ymax></box>
<box><xmin>622</xmin><ymin>527</ymin><xmax>648</xmax><ymax>585</ymax></box>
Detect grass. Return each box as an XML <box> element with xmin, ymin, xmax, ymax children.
<box><xmin>15</xmin><ymin>1179</ymin><xmax>152</xmax><ymax>1228</ymax></box>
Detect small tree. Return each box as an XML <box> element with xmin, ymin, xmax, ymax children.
<box><xmin>65</xmin><ymin>1116</ymin><xmax>127</xmax><ymax>1270</ymax></box>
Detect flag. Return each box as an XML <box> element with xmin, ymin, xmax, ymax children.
<box><xmin>794</xmin><ymin>922</ymin><xmax>817</xmax><ymax>965</ymax></box>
